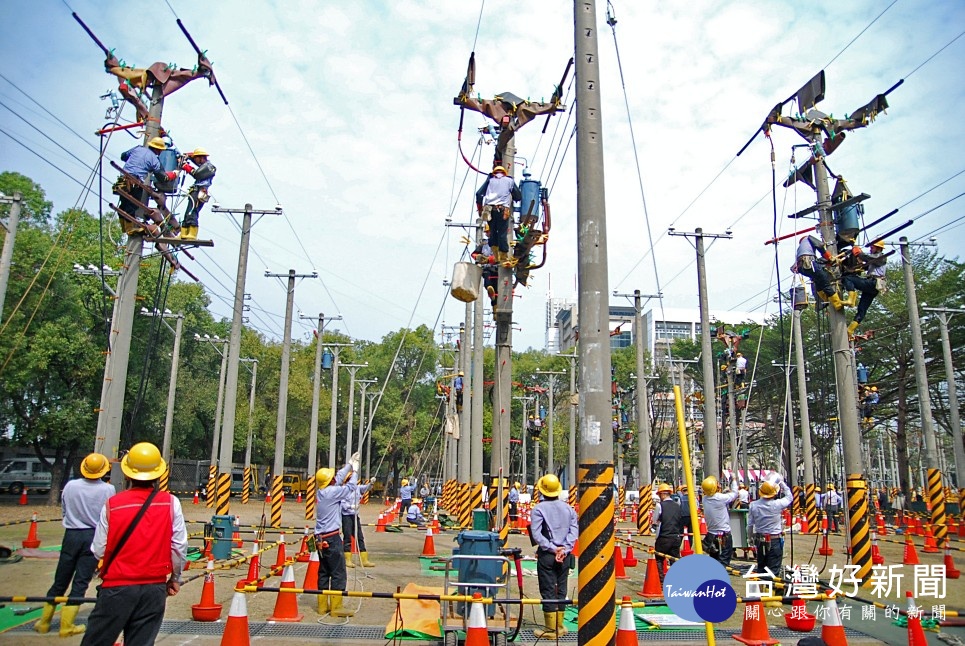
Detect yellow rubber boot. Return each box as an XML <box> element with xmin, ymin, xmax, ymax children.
<box><xmin>533</xmin><ymin>611</ymin><xmax>558</xmax><ymax>639</ymax></box>
<box><xmin>828</xmin><ymin>292</ymin><xmax>845</xmax><ymax>311</ymax></box>
<box><xmin>318</xmin><ymin>593</ymin><xmax>330</xmax><ymax>615</ymax></box>
<box><xmin>345</xmin><ymin>552</ymin><xmax>355</xmax><ymax>568</ymax></box>
<box><xmin>59</xmin><ymin>605</ymin><xmax>85</xmax><ymax>637</ymax></box>
<box><xmin>33</xmin><ymin>603</ymin><xmax>56</xmax><ymax>634</ymax></box>
<box><xmin>843</xmin><ymin>291</ymin><xmax>858</xmax><ymax>307</ymax></box>
<box><xmin>848</xmin><ymin>321</ymin><xmax>859</xmax><ymax>336</ymax></box>
<box><xmin>360</xmin><ymin>551</ymin><xmax>375</xmax><ymax>567</ymax></box>
<box><xmin>556</xmin><ymin>611</ymin><xmax>569</xmax><ymax>636</ymax></box>
<box><xmin>330</xmin><ymin>595</ymin><xmax>355</xmax><ymax>618</ymax></box>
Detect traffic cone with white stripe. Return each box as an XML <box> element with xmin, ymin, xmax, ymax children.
<box><xmin>637</xmin><ymin>548</ymin><xmax>663</xmax><ymax>599</ymax></box>
<box><xmin>267</xmin><ymin>564</ymin><xmax>303</xmax><ymax>622</ymax></box>
<box><xmin>616</xmin><ymin>596</ymin><xmax>637</xmax><ymax>646</ymax></box>
<box><xmin>239</xmin><ymin>539</ymin><xmax>263</xmax><ymax>589</ymax></box>
<box><xmin>302</xmin><ymin>549</ymin><xmax>320</xmax><ymax>590</ymax></box>
<box><xmin>732</xmin><ymin>600</ymin><xmax>779</xmax><ymax>645</ymax></box>
<box><xmin>871</xmin><ymin>532</ymin><xmax>885</xmax><ymax>565</ymax></box>
<box><xmin>680</xmin><ymin>529</ymin><xmax>694</xmax><ymax>557</ymax></box>
<box><xmin>191</xmin><ymin>559</ymin><xmax>223</xmax><ymax>621</ymax></box>
<box><xmin>906</xmin><ymin>590</ymin><xmax>928</xmax><ymax>646</ymax></box>
<box><xmin>22</xmin><ymin>513</ymin><xmax>40</xmax><ymax>549</ymax></box>
<box><xmin>819</xmin><ymin>591</ymin><xmax>847</xmax><ymax>646</ymax></box>
<box><xmin>421</xmin><ymin>525</ymin><xmax>436</xmax><ymax>557</ymax></box>
<box><xmin>219</xmin><ymin>591</ymin><xmax>251</xmax><ymax>646</ymax></box>
<box><xmin>272</xmin><ymin>534</ymin><xmax>287</xmax><ymax>574</ymax></box>
<box><xmin>297</xmin><ymin>526</ymin><xmax>311</xmax><ymax>562</ymax></box>
<box><xmin>903</xmin><ymin>534</ymin><xmax>920</xmax><ymax>565</ymax></box>
<box><xmin>944</xmin><ymin>540</ymin><xmax>961</xmax><ymax>579</ymax></box>
<box><xmin>465</xmin><ymin>592</ymin><xmax>489</xmax><ymax>646</ymax></box>
<box><xmin>614</xmin><ymin>545</ymin><xmax>629</xmax><ymax>580</ymax></box>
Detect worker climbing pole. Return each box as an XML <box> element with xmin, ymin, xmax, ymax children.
<box><xmin>74</xmin><ymin>12</ymin><xmax>220</xmax><ymax>487</ymax></box>
<box><xmin>750</xmin><ymin>69</ymin><xmax>900</xmax><ymax>581</ymax></box>
<box><xmin>574</xmin><ymin>1</ymin><xmax>616</xmax><ymax>643</ymax></box>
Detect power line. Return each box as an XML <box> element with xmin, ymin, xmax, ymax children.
<box><xmin>0</xmin><ymin>127</ymin><xmax>90</xmax><ymax>190</ymax></box>
<box><xmin>822</xmin><ymin>0</ymin><xmax>899</xmax><ymax>69</ymax></box>
<box><xmin>0</xmin><ymin>99</ymin><xmax>96</xmax><ymax>171</ymax></box>
<box><xmin>0</xmin><ymin>72</ymin><xmax>102</xmax><ymax>153</ymax></box>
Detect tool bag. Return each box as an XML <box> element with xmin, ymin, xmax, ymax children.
<box><xmin>449</xmin><ymin>262</ymin><xmax>482</xmax><ymax>303</ymax></box>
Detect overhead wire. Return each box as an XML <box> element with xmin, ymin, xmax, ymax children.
<box><xmin>821</xmin><ymin>0</ymin><xmax>899</xmax><ymax>69</ymax></box>
<box><xmin>0</xmin><ymin>73</ymin><xmax>103</xmax><ymax>153</ymax></box>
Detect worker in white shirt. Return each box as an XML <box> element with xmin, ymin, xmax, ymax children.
<box><xmin>700</xmin><ymin>476</ymin><xmax>738</xmax><ymax>567</ymax></box>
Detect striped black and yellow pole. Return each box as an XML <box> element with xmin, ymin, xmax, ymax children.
<box><xmin>215</xmin><ymin>471</ymin><xmax>231</xmax><ymax>515</ymax></box>
<box><xmin>637</xmin><ymin>483</ymin><xmax>653</xmax><ymax>535</ymax></box>
<box><xmin>792</xmin><ymin>485</ymin><xmax>802</xmax><ymax>517</ymax></box>
<box><xmin>673</xmin><ymin>384</ymin><xmax>716</xmax><ymax>645</ymax></box>
<box><xmin>928</xmin><ymin>468</ymin><xmax>948</xmax><ymax>545</ymax></box>
<box><xmin>617</xmin><ymin>485</ymin><xmax>625</xmax><ymax>514</ymax></box>
<box><xmin>467</xmin><ymin>482</ymin><xmax>482</xmax><ymax>528</ymax></box>
<box><xmin>305</xmin><ymin>474</ymin><xmax>316</xmax><ymax>521</ymax></box>
<box><xmin>488</xmin><ymin>481</ymin><xmax>499</xmax><ymax>531</ymax></box>
<box><xmin>270</xmin><ymin>475</ymin><xmax>283</xmax><ymax>528</ymax></box>
<box><xmin>577</xmin><ymin>461</ymin><xmax>615</xmax><ymax>644</ymax></box>
<box><xmin>457</xmin><ymin>482</ymin><xmax>470</xmax><ymax>527</ymax></box>
<box><xmin>499</xmin><ymin>477</ymin><xmax>510</xmax><ymax>544</ymax></box>
<box><xmin>804</xmin><ymin>482</ymin><xmax>819</xmax><ymax>534</ymax></box>
<box><xmin>569</xmin><ymin>484</ymin><xmax>577</xmax><ymax>509</ymax></box>
<box><xmin>241</xmin><ymin>466</ymin><xmax>251</xmax><ymax>505</ymax></box>
<box><xmin>160</xmin><ymin>465</ymin><xmax>170</xmax><ymax>492</ymax></box>
<box><xmin>360</xmin><ymin>487</ymin><xmax>369</xmax><ymax>506</ymax></box>
<box><xmin>205</xmin><ymin>464</ymin><xmax>217</xmax><ymax>508</ymax></box>
<box><xmin>847</xmin><ymin>475</ymin><xmax>872</xmax><ymax>585</ymax></box>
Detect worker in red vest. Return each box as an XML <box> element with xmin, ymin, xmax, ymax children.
<box><xmin>81</xmin><ymin>442</ymin><xmax>186</xmax><ymax>646</ymax></box>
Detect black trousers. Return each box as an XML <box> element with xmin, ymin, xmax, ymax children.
<box><xmin>826</xmin><ymin>506</ymin><xmax>840</xmax><ymax>531</ymax></box>
<box><xmin>79</xmin><ymin>583</ymin><xmax>167</xmax><ymax>646</ymax></box>
<box><xmin>843</xmin><ymin>274</ymin><xmax>878</xmax><ymax>322</ymax></box>
<box><xmin>183</xmin><ymin>187</ymin><xmax>207</xmax><ymax>227</ymax></box>
<box><xmin>342</xmin><ymin>514</ymin><xmax>366</xmax><ymax>553</ymax></box>
<box><xmin>705</xmin><ymin>532</ymin><xmax>734</xmax><ymax>569</ymax></box>
<box><xmin>799</xmin><ymin>264</ymin><xmax>833</xmax><ymax>297</ymax></box>
<box><xmin>118</xmin><ymin>184</ymin><xmax>147</xmax><ymax>220</ymax></box>
<box><xmin>47</xmin><ymin>528</ymin><xmax>97</xmax><ymax>605</ymax></box>
<box><xmin>317</xmin><ymin>534</ymin><xmax>347</xmax><ymax>592</ymax></box>
<box><xmin>654</xmin><ymin>534</ymin><xmax>680</xmax><ymax>584</ymax></box>
<box><xmin>509</xmin><ymin>502</ymin><xmax>518</xmax><ymax>522</ymax></box>
<box><xmin>536</xmin><ymin>550</ymin><xmax>569</xmax><ymax>612</ymax></box>
<box><xmin>755</xmin><ymin>536</ymin><xmax>784</xmax><ymax>577</ymax></box>
<box><xmin>487</xmin><ymin>206</ymin><xmax>511</xmax><ymax>252</ymax></box>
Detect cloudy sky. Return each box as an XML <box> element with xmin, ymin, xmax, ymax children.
<box><xmin>2</xmin><ymin>0</ymin><xmax>963</xmax><ymax>350</ymax></box>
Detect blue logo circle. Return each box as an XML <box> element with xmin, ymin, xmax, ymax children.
<box><xmin>663</xmin><ymin>555</ymin><xmax>737</xmax><ymax>622</ymax></box>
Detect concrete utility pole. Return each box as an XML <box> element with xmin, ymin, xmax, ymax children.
<box><xmin>0</xmin><ymin>191</ymin><xmax>22</xmax><ymax>321</ymax></box>
<box><xmin>240</xmin><ymin>358</ymin><xmax>257</xmax><ymax>504</ymax></box>
<box><xmin>471</xmin><ymin>217</ymin><xmax>485</xmax><ymax>485</ymax></box>
<box><xmin>901</xmin><ymin>238</ymin><xmax>947</xmax><ymax>543</ymax></box>
<box><xmin>266</xmin><ymin>269</ymin><xmax>316</xmax><ymax>527</ymax></box>
<box><xmin>491</xmin><ymin>140</ymin><xmax>515</xmax><ymax>485</ymax></box>
<box><xmin>574</xmin><ymin>0</ymin><xmax>616</xmax><ymax>640</ymax></box>
<box><xmin>356</xmin><ymin>378</ymin><xmax>377</xmax><ymax>458</ymax></box>
<box><xmin>195</xmin><ymin>334</ymin><xmax>228</xmax><ymax>507</ymax></box>
<box><xmin>341</xmin><ymin>362</ymin><xmax>367</xmax><ymax>464</ymax></box>
<box><xmin>792</xmin><ymin>307</ymin><xmax>818</xmax><ymax>533</ymax></box>
<box><xmin>211</xmin><ymin>202</ymin><xmax>282</xmax><ymax>515</ymax></box>
<box><xmin>365</xmin><ymin>392</ymin><xmax>376</xmax><ymax>479</ymax></box>
<box><xmin>300</xmin><ymin>313</ymin><xmax>341</xmax><ymax>519</ymax></box>
<box><xmin>460</xmin><ymin>313</ymin><xmax>472</xmax><ymax>482</ymax></box>
<box><xmin>513</xmin><ymin>396</ymin><xmax>534</xmax><ymax>485</ymax></box>
<box><xmin>536</xmin><ymin>370</ymin><xmax>566</xmax><ymax>475</ymax></box>
<box><xmin>95</xmin><ymin>85</ymin><xmax>162</xmax><ymax>488</ymax></box>
<box><xmin>668</xmin><ymin>227</ymin><xmax>732</xmax><ymax>477</ymax></box>
<box><xmin>139</xmin><ymin>309</ymin><xmax>183</xmax><ymax>465</ymax></box>
<box><xmin>325</xmin><ymin>343</ymin><xmax>353</xmax><ymax>469</ymax></box>
<box><xmin>558</xmin><ymin>352</ymin><xmax>578</xmax><ymax>488</ymax></box>
<box><xmin>923</xmin><ymin>306</ymin><xmax>965</xmax><ymax>495</ymax></box>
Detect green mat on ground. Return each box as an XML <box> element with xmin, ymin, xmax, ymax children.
<box><xmin>0</xmin><ymin>604</ymin><xmax>46</xmax><ymax>633</ymax></box>
<box><xmin>560</xmin><ymin>602</ymin><xmax>693</xmax><ymax>632</ymax></box>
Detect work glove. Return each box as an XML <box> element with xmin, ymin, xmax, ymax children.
<box><xmin>165</xmin><ymin>171</ymin><xmax>177</xmax><ymax>181</ymax></box>
<box><xmin>852</xmin><ymin>246</ymin><xmax>861</xmax><ymax>256</ymax></box>
<box><xmin>822</xmin><ymin>251</ymin><xmax>833</xmax><ymax>261</ymax></box>
<box><xmin>349</xmin><ymin>452</ymin><xmax>361</xmax><ymax>473</ymax></box>
<box><xmin>182</xmin><ymin>163</ymin><xmax>194</xmax><ymax>173</ymax></box>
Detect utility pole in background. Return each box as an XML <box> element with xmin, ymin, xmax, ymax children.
<box><xmin>240</xmin><ymin>358</ymin><xmax>257</xmax><ymax>505</ymax></box>
<box><xmin>342</xmin><ymin>362</ymin><xmax>368</xmax><ymax>464</ymax></box>
<box><xmin>212</xmin><ymin>202</ymin><xmax>281</xmax><ymax>515</ymax></box>
<box><xmin>536</xmin><ymin>370</ymin><xmax>566</xmax><ymax>476</ymax></box>
<box><xmin>471</xmin><ymin>218</ymin><xmax>485</xmax><ymax>485</ymax></box>
<box><xmin>558</xmin><ymin>352</ymin><xmax>577</xmax><ymax>488</ymax></box>
<box><xmin>901</xmin><ymin>238</ymin><xmax>947</xmax><ymax>544</ymax></box>
<box><xmin>669</xmin><ymin>227</ymin><xmax>731</xmax><ymax>478</ymax></box>
<box><xmin>355</xmin><ymin>378</ymin><xmax>378</xmax><ymax>459</ymax></box>
<box><xmin>923</xmin><ymin>306</ymin><xmax>965</xmax><ymax>499</ymax></box>
<box><xmin>265</xmin><ymin>268</ymin><xmax>316</xmax><ymax>527</ymax></box>
<box><xmin>491</xmin><ymin>137</ymin><xmax>515</xmax><ymax>486</ymax></box>
<box><xmin>792</xmin><ymin>305</ymin><xmax>818</xmax><ymax>533</ymax></box>
<box><xmin>0</xmin><ymin>191</ymin><xmax>22</xmax><ymax>322</ymax></box>
<box><xmin>195</xmin><ymin>334</ymin><xmax>228</xmax><ymax>507</ymax></box>
<box><xmin>138</xmin><ymin>309</ymin><xmax>183</xmax><ymax>470</ymax></box>
<box><xmin>300</xmin><ymin>312</ymin><xmax>341</xmax><ymax>520</ymax></box>
<box><xmin>326</xmin><ymin>343</ymin><xmax>353</xmax><ymax>469</ymax></box>
<box><xmin>574</xmin><ymin>0</ymin><xmax>616</xmax><ymax>640</ymax></box>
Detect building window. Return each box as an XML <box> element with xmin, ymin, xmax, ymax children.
<box><xmin>654</xmin><ymin>321</ymin><xmax>691</xmax><ymax>340</ymax></box>
<box><xmin>610</xmin><ymin>330</ymin><xmax>632</xmax><ymax>349</ymax></box>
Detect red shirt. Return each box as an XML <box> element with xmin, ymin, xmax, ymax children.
<box><xmin>102</xmin><ymin>488</ymin><xmax>174</xmax><ymax>587</ymax></box>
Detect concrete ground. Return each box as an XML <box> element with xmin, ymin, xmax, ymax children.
<box><xmin>1</xmin><ymin>494</ymin><xmax>963</xmax><ymax>644</ymax></box>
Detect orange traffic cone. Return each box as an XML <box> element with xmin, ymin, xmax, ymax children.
<box><xmin>272</xmin><ymin>534</ymin><xmax>287</xmax><ymax>573</ymax></box>
<box><xmin>192</xmin><ymin>559</ymin><xmax>224</xmax><ymax>621</ymax></box>
<box><xmin>699</xmin><ymin>516</ymin><xmax>707</xmax><ymax>535</ymax></box>
<box><xmin>614</xmin><ymin>545</ymin><xmax>629</xmax><ymax>580</ymax></box>
<box><xmin>616</xmin><ymin>596</ymin><xmax>637</xmax><ymax>646</ymax></box>
<box><xmin>819</xmin><ymin>528</ymin><xmax>834</xmax><ymax>557</ymax></box>
<box><xmin>193</xmin><ymin>490</ymin><xmax>200</xmax><ymax>505</ymax></box>
<box><xmin>820</xmin><ymin>592</ymin><xmax>848</xmax><ymax>646</ymax></box>
<box><xmin>623</xmin><ymin>545</ymin><xmax>638</xmax><ymax>567</ymax></box>
<box><xmin>877</xmin><ymin>513</ymin><xmax>886</xmax><ymax>536</ymax></box>
<box><xmin>960</xmin><ymin>517</ymin><xmax>965</xmax><ymax>538</ymax></box>
<box><xmin>905</xmin><ymin>590</ymin><xmax>928</xmax><ymax>646</ymax></box>
<box><xmin>903</xmin><ymin>535</ymin><xmax>920</xmax><ymax>565</ymax></box>
<box><xmin>784</xmin><ymin>597</ymin><xmax>816</xmax><ymax>632</ymax></box>
<box><xmin>233</xmin><ymin>517</ymin><xmax>243</xmax><ymax>549</ymax></box>
<box><xmin>302</xmin><ymin>549</ymin><xmax>320</xmax><ymax>590</ymax></box>
<box><xmin>944</xmin><ymin>541</ymin><xmax>961</xmax><ymax>579</ymax></box>
<box><xmin>680</xmin><ymin>530</ymin><xmax>694</xmax><ymax>557</ymax></box>
<box><xmin>21</xmin><ymin>513</ymin><xmax>40</xmax><ymax>549</ymax></box>
<box><xmin>871</xmin><ymin>533</ymin><xmax>885</xmax><ymax>566</ymax></box>
<box><xmin>296</xmin><ymin>526</ymin><xmax>311</xmax><ymax>562</ymax></box>
<box><xmin>571</xmin><ymin>538</ymin><xmax>579</xmax><ymax>557</ymax></box>
<box><xmin>220</xmin><ymin>591</ymin><xmax>251</xmax><ymax>646</ymax></box>
<box><xmin>922</xmin><ymin>523</ymin><xmax>940</xmax><ymax>553</ymax></box>
<box><xmin>421</xmin><ymin>526</ymin><xmax>436</xmax><ymax>557</ymax></box>
<box><xmin>732</xmin><ymin>600</ymin><xmax>779</xmax><ymax>645</ymax></box>
<box><xmin>239</xmin><ymin>540</ymin><xmax>263</xmax><ymax>589</ymax></box>
<box><xmin>376</xmin><ymin>513</ymin><xmax>386</xmax><ymax>533</ymax></box>
<box><xmin>637</xmin><ymin>549</ymin><xmax>663</xmax><ymax>598</ymax></box>
<box><xmin>265</xmin><ymin>490</ymin><xmax>271</xmax><ymax>504</ymax></box>
<box><xmin>296</xmin><ymin>490</ymin><xmax>302</xmax><ymax>503</ymax></box>
<box><xmin>268</xmin><ymin>564</ymin><xmax>303</xmax><ymax>622</ymax></box>
<box><xmin>464</xmin><ymin>592</ymin><xmax>489</xmax><ymax>646</ymax></box>
<box><xmin>18</xmin><ymin>488</ymin><xmax>28</xmax><ymax>506</ymax></box>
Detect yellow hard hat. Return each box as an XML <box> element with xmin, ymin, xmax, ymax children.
<box><xmin>759</xmin><ymin>481</ymin><xmax>778</xmax><ymax>499</ymax></box>
<box><xmin>869</xmin><ymin>239</ymin><xmax>886</xmax><ymax>249</ymax></box>
<box><xmin>121</xmin><ymin>442</ymin><xmax>166</xmax><ymax>481</ymax></box>
<box><xmin>657</xmin><ymin>483</ymin><xmax>673</xmax><ymax>494</ymax></box>
<box><xmin>190</xmin><ymin>147</ymin><xmax>209</xmax><ymax>157</ymax></box>
<box><xmin>316</xmin><ymin>468</ymin><xmax>335</xmax><ymax>488</ymax></box>
<box><xmin>147</xmin><ymin>137</ymin><xmax>166</xmax><ymax>151</ymax></box>
<box><xmin>815</xmin><ymin>486</ymin><xmax>822</xmax><ymax>492</ymax></box>
<box><xmin>492</xmin><ymin>166</ymin><xmax>507</xmax><ymax>174</ymax></box>
<box><xmin>537</xmin><ymin>474</ymin><xmax>563</xmax><ymax>498</ymax></box>
<box><xmin>401</xmin><ymin>478</ymin><xmax>409</xmax><ymax>486</ymax></box>
<box><xmin>828</xmin><ymin>484</ymin><xmax>836</xmax><ymax>491</ymax></box>
<box><xmin>514</xmin><ymin>482</ymin><xmax>521</xmax><ymax>489</ymax></box>
<box><xmin>80</xmin><ymin>453</ymin><xmax>110</xmax><ymax>479</ymax></box>
<box><xmin>701</xmin><ymin>476</ymin><xmax>719</xmax><ymax>497</ymax></box>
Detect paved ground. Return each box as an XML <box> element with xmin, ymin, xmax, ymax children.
<box><xmin>1</xmin><ymin>496</ymin><xmax>963</xmax><ymax>644</ymax></box>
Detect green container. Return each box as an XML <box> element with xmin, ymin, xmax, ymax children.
<box><xmin>472</xmin><ymin>508</ymin><xmax>490</xmax><ymax>531</ymax></box>
<box><xmin>210</xmin><ymin>514</ymin><xmax>235</xmax><ymax>560</ymax></box>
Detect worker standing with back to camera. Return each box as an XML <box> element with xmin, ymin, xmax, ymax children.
<box><xmin>315</xmin><ymin>452</ymin><xmax>359</xmax><ymax>617</ymax></box>
<box><xmin>530</xmin><ymin>474</ymin><xmax>577</xmax><ymax>640</ymax></box>
<box><xmin>700</xmin><ymin>475</ymin><xmax>739</xmax><ymax>568</ymax></box>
